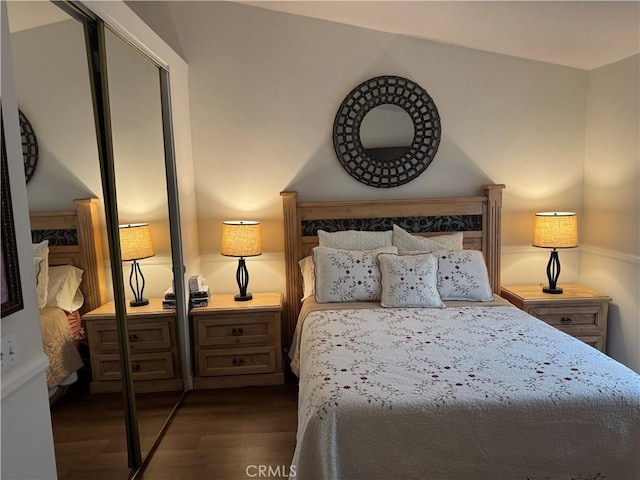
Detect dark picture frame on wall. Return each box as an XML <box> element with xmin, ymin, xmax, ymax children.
<box><xmin>1</xmin><ymin>115</ymin><xmax>24</xmax><ymax>317</ymax></box>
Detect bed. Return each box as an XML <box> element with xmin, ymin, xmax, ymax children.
<box><xmin>280</xmin><ymin>185</ymin><xmax>640</xmax><ymax>479</ymax></box>
<box><xmin>30</xmin><ymin>198</ymin><xmax>107</xmax><ymax>402</ymax></box>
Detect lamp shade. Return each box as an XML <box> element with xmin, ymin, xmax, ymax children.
<box><xmin>532</xmin><ymin>212</ymin><xmax>578</xmax><ymax>249</ymax></box>
<box><xmin>221</xmin><ymin>221</ymin><xmax>262</xmax><ymax>258</ymax></box>
<box><xmin>119</xmin><ymin>223</ymin><xmax>155</xmax><ymax>261</ymax></box>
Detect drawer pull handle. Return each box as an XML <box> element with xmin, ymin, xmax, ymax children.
<box><xmin>231</xmin><ymin>327</ymin><xmax>244</xmax><ymax>336</ymax></box>
<box><xmin>561</xmin><ymin>317</ymin><xmax>573</xmax><ymax>324</ymax></box>
<box><xmin>129</xmin><ymin>333</ymin><xmax>138</xmax><ymax>342</ymax></box>
<box><xmin>132</xmin><ymin>362</ymin><xmax>141</xmax><ymax>372</ymax></box>
<box><xmin>232</xmin><ymin>357</ymin><xmax>244</xmax><ymax>366</ymax></box>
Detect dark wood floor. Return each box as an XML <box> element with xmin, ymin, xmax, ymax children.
<box><xmin>138</xmin><ymin>383</ymin><xmax>298</xmax><ymax>480</ymax></box>
<box><xmin>50</xmin><ymin>382</ymin><xmax>298</xmax><ymax>480</ymax></box>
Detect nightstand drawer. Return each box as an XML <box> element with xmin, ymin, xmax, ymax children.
<box><xmin>197</xmin><ymin>313</ymin><xmax>276</xmax><ymax>347</ymax></box>
<box><xmin>527</xmin><ymin>305</ymin><xmax>602</xmax><ymax>326</ymax></box>
<box><xmin>88</xmin><ymin>320</ymin><xmax>173</xmax><ymax>353</ymax></box>
<box><xmin>197</xmin><ymin>346</ymin><xmax>276</xmax><ymax>377</ymax></box>
<box><xmin>92</xmin><ymin>351</ymin><xmax>175</xmax><ymax>382</ymax></box>
<box><xmin>501</xmin><ymin>285</ymin><xmax>610</xmax><ymax>353</ymax></box>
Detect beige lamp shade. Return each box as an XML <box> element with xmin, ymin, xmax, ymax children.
<box><xmin>221</xmin><ymin>221</ymin><xmax>262</xmax><ymax>257</ymax></box>
<box><xmin>119</xmin><ymin>223</ymin><xmax>155</xmax><ymax>261</ymax></box>
<box><xmin>532</xmin><ymin>212</ymin><xmax>578</xmax><ymax>249</ymax></box>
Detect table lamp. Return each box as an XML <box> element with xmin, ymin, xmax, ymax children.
<box><xmin>221</xmin><ymin>220</ymin><xmax>262</xmax><ymax>301</ymax></box>
<box><xmin>119</xmin><ymin>223</ymin><xmax>155</xmax><ymax>306</ymax></box>
<box><xmin>532</xmin><ymin>212</ymin><xmax>578</xmax><ymax>294</ymax></box>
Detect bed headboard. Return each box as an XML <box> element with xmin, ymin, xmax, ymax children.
<box><xmin>30</xmin><ymin>198</ymin><xmax>107</xmax><ymax>314</ymax></box>
<box><xmin>280</xmin><ymin>184</ymin><xmax>505</xmax><ymax>346</ymax></box>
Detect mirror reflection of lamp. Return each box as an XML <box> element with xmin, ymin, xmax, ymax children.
<box><xmin>532</xmin><ymin>212</ymin><xmax>578</xmax><ymax>294</ymax></box>
<box><xmin>221</xmin><ymin>221</ymin><xmax>262</xmax><ymax>302</ymax></box>
<box><xmin>119</xmin><ymin>223</ymin><xmax>155</xmax><ymax>307</ymax></box>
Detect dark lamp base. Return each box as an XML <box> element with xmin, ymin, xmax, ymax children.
<box><xmin>542</xmin><ymin>287</ymin><xmax>563</xmax><ymax>294</ymax></box>
<box><xmin>234</xmin><ymin>293</ymin><xmax>253</xmax><ymax>302</ymax></box>
<box><xmin>130</xmin><ymin>298</ymin><xmax>149</xmax><ymax>307</ymax></box>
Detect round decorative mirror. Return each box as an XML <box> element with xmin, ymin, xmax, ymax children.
<box><xmin>333</xmin><ymin>76</ymin><xmax>441</xmax><ymax>188</ymax></box>
<box><xmin>19</xmin><ymin>110</ymin><xmax>39</xmax><ymax>184</ymax></box>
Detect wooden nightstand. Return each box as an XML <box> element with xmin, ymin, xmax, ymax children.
<box><xmin>83</xmin><ymin>298</ymin><xmax>183</xmax><ymax>393</ymax></box>
<box><xmin>500</xmin><ymin>284</ymin><xmax>611</xmax><ymax>352</ymax></box>
<box><xmin>191</xmin><ymin>292</ymin><xmax>284</xmax><ymax>389</ymax></box>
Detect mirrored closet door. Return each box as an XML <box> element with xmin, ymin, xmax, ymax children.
<box><xmin>6</xmin><ymin>1</ymin><xmax>187</xmax><ymax>478</ymax></box>
<box><xmin>102</xmin><ymin>24</ymin><xmax>185</xmax><ymax>460</ymax></box>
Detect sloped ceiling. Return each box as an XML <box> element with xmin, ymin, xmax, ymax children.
<box><xmin>240</xmin><ymin>1</ymin><xmax>640</xmax><ymax>70</ymax></box>
<box><xmin>6</xmin><ymin>1</ymin><xmax>640</xmax><ymax>70</ymax></box>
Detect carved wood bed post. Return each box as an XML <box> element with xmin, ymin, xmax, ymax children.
<box><xmin>482</xmin><ymin>184</ymin><xmax>505</xmax><ymax>294</ymax></box>
<box><xmin>281</xmin><ymin>191</ymin><xmax>300</xmax><ymax>349</ymax></box>
<box><xmin>74</xmin><ymin>198</ymin><xmax>107</xmax><ymax>311</ymax></box>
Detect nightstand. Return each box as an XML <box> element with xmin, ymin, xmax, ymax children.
<box><xmin>500</xmin><ymin>284</ymin><xmax>611</xmax><ymax>352</ymax></box>
<box><xmin>191</xmin><ymin>292</ymin><xmax>284</xmax><ymax>389</ymax></box>
<box><xmin>83</xmin><ymin>298</ymin><xmax>183</xmax><ymax>393</ymax></box>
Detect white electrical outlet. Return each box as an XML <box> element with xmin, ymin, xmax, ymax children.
<box><xmin>1</xmin><ymin>331</ymin><xmax>18</xmax><ymax>372</ymax></box>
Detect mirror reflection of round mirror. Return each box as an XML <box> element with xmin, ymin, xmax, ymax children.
<box><xmin>19</xmin><ymin>110</ymin><xmax>39</xmax><ymax>184</ymax></box>
<box><xmin>360</xmin><ymin>104</ymin><xmax>414</xmax><ymax>163</ymax></box>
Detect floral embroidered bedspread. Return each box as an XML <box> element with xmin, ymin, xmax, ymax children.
<box><xmin>291</xmin><ymin>305</ymin><xmax>640</xmax><ymax>480</ymax></box>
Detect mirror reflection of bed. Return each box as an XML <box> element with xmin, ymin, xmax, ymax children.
<box><xmin>30</xmin><ymin>200</ymin><xmax>107</xmax><ymax>405</ymax></box>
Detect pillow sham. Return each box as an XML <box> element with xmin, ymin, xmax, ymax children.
<box><xmin>435</xmin><ymin>250</ymin><xmax>494</xmax><ymax>301</ymax></box>
<box><xmin>299</xmin><ymin>256</ymin><xmax>315</xmax><ymax>301</ymax></box>
<box><xmin>318</xmin><ymin>229</ymin><xmax>393</xmax><ymax>250</ymax></box>
<box><xmin>379</xmin><ymin>253</ymin><xmax>444</xmax><ymax>308</ymax></box>
<box><xmin>46</xmin><ymin>265</ymin><xmax>85</xmax><ymax>312</ymax></box>
<box><xmin>33</xmin><ymin>240</ymin><xmax>49</xmax><ymax>308</ymax></box>
<box><xmin>313</xmin><ymin>246</ymin><xmax>397</xmax><ymax>303</ymax></box>
<box><xmin>392</xmin><ymin>224</ymin><xmax>464</xmax><ymax>253</ymax></box>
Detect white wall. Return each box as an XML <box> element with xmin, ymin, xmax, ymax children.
<box><xmin>127</xmin><ymin>1</ymin><xmax>589</xmax><ymax>299</ymax></box>
<box><xmin>129</xmin><ymin>2</ymin><xmax>639</xmax><ymax>372</ymax></box>
<box><xmin>581</xmin><ymin>54</ymin><xmax>640</xmax><ymax>372</ymax></box>
<box><xmin>1</xmin><ymin>3</ymin><xmax>58</xmax><ymax>478</ymax></box>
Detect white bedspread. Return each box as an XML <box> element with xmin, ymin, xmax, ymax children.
<box><xmin>290</xmin><ymin>304</ymin><xmax>640</xmax><ymax>480</ymax></box>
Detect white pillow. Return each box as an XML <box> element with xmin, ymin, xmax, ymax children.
<box><xmin>313</xmin><ymin>246</ymin><xmax>397</xmax><ymax>303</ymax></box>
<box><xmin>318</xmin><ymin>229</ymin><xmax>393</xmax><ymax>250</ymax></box>
<box><xmin>379</xmin><ymin>253</ymin><xmax>444</xmax><ymax>308</ymax></box>
<box><xmin>32</xmin><ymin>241</ymin><xmax>49</xmax><ymax>308</ymax></box>
<box><xmin>46</xmin><ymin>265</ymin><xmax>85</xmax><ymax>312</ymax></box>
<box><xmin>435</xmin><ymin>250</ymin><xmax>494</xmax><ymax>301</ymax></box>
<box><xmin>392</xmin><ymin>224</ymin><xmax>464</xmax><ymax>253</ymax></box>
<box><xmin>298</xmin><ymin>256</ymin><xmax>315</xmax><ymax>301</ymax></box>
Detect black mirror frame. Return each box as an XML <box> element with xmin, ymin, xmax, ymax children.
<box><xmin>333</xmin><ymin>75</ymin><xmax>441</xmax><ymax>188</ymax></box>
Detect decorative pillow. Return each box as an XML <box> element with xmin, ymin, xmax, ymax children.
<box><xmin>378</xmin><ymin>253</ymin><xmax>444</xmax><ymax>308</ymax></box>
<box><xmin>33</xmin><ymin>240</ymin><xmax>49</xmax><ymax>308</ymax></box>
<box><xmin>392</xmin><ymin>224</ymin><xmax>464</xmax><ymax>253</ymax></box>
<box><xmin>45</xmin><ymin>265</ymin><xmax>85</xmax><ymax>312</ymax></box>
<box><xmin>435</xmin><ymin>250</ymin><xmax>494</xmax><ymax>301</ymax></box>
<box><xmin>298</xmin><ymin>256</ymin><xmax>315</xmax><ymax>301</ymax></box>
<box><xmin>313</xmin><ymin>246</ymin><xmax>397</xmax><ymax>303</ymax></box>
<box><xmin>318</xmin><ymin>229</ymin><xmax>393</xmax><ymax>250</ymax></box>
